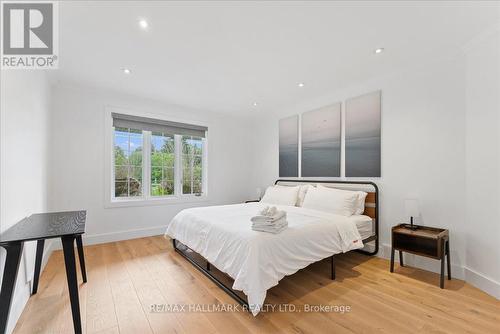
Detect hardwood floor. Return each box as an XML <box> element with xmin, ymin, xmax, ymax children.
<box><xmin>14</xmin><ymin>236</ymin><xmax>500</xmax><ymax>334</ymax></box>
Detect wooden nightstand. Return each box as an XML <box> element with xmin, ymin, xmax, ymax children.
<box><xmin>390</xmin><ymin>224</ymin><xmax>451</xmax><ymax>288</ymax></box>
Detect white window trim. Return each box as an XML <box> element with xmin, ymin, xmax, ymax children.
<box><xmin>104</xmin><ymin>106</ymin><xmax>209</xmax><ymax>208</ymax></box>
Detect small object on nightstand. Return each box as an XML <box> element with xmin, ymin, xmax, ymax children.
<box><xmin>402</xmin><ymin>199</ymin><xmax>420</xmax><ymax>230</ymax></box>
<box><xmin>390</xmin><ymin>224</ymin><xmax>451</xmax><ymax>288</ymax></box>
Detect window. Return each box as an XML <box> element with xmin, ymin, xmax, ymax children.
<box><xmin>113</xmin><ymin>127</ymin><xmax>143</xmax><ymax>197</ymax></box>
<box><xmin>182</xmin><ymin>136</ymin><xmax>203</xmax><ymax>194</ymax></box>
<box><xmin>151</xmin><ymin>132</ymin><xmax>175</xmax><ymax>196</ymax></box>
<box><xmin>110</xmin><ymin>112</ymin><xmax>207</xmax><ymax>203</ymax></box>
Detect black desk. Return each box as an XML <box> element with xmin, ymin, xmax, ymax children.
<box><xmin>0</xmin><ymin>211</ymin><xmax>87</xmax><ymax>334</ymax></box>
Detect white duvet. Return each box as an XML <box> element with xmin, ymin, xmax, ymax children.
<box><xmin>164</xmin><ymin>202</ymin><xmax>364</xmax><ymax>315</ymax></box>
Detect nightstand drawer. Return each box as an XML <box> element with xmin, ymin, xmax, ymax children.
<box><xmin>393</xmin><ymin>233</ymin><xmax>438</xmax><ymax>257</ymax></box>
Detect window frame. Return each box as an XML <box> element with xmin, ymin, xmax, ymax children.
<box><xmin>104</xmin><ymin>107</ymin><xmax>209</xmax><ymax>208</ymax></box>
<box><xmin>113</xmin><ymin>127</ymin><xmax>145</xmax><ymax>198</ymax></box>
<box><xmin>181</xmin><ymin>135</ymin><xmax>205</xmax><ymax>195</ymax></box>
<box><xmin>149</xmin><ymin>131</ymin><xmax>176</xmax><ymax>198</ymax></box>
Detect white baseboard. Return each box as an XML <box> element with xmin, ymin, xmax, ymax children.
<box><xmin>465</xmin><ymin>267</ymin><xmax>500</xmax><ymax>300</ymax></box>
<box><xmin>378</xmin><ymin>243</ymin><xmax>500</xmax><ymax>300</ymax></box>
<box><xmin>51</xmin><ymin>225</ymin><xmax>167</xmax><ymax>250</ymax></box>
<box><xmin>83</xmin><ymin>225</ymin><xmax>166</xmax><ymax>245</ymax></box>
<box><xmin>378</xmin><ymin>243</ymin><xmax>465</xmax><ymax>280</ymax></box>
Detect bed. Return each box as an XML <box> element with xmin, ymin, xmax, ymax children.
<box><xmin>165</xmin><ymin>180</ymin><xmax>379</xmax><ymax>315</ymax></box>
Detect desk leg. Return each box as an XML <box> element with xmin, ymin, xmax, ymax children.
<box><xmin>32</xmin><ymin>239</ymin><xmax>45</xmax><ymax>295</ymax></box>
<box><xmin>75</xmin><ymin>235</ymin><xmax>87</xmax><ymax>283</ymax></box>
<box><xmin>390</xmin><ymin>247</ymin><xmax>395</xmax><ymax>273</ymax></box>
<box><xmin>440</xmin><ymin>240</ymin><xmax>445</xmax><ymax>289</ymax></box>
<box><xmin>446</xmin><ymin>240</ymin><xmax>451</xmax><ymax>280</ymax></box>
<box><xmin>61</xmin><ymin>235</ymin><xmax>82</xmax><ymax>334</ymax></box>
<box><xmin>0</xmin><ymin>242</ymin><xmax>24</xmax><ymax>334</ymax></box>
<box><xmin>399</xmin><ymin>250</ymin><xmax>404</xmax><ymax>267</ymax></box>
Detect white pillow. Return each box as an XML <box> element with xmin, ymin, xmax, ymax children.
<box><xmin>302</xmin><ymin>185</ymin><xmax>359</xmax><ymax>216</ymax></box>
<box><xmin>318</xmin><ymin>185</ymin><xmax>367</xmax><ymax>215</ymax></box>
<box><xmin>261</xmin><ymin>185</ymin><xmax>300</xmax><ymax>206</ymax></box>
<box><xmin>296</xmin><ymin>184</ymin><xmax>312</xmax><ymax>207</ymax></box>
<box><xmin>354</xmin><ymin>191</ymin><xmax>368</xmax><ymax>215</ymax></box>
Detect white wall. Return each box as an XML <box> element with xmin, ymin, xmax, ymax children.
<box><xmin>0</xmin><ymin>71</ymin><xmax>53</xmax><ymax>334</ymax></box>
<box><xmin>464</xmin><ymin>27</ymin><xmax>500</xmax><ymax>298</ymax></box>
<box><xmin>48</xmin><ymin>84</ymin><xmax>255</xmax><ymax>244</ymax></box>
<box><xmin>250</xmin><ymin>57</ymin><xmax>468</xmax><ymax>278</ymax></box>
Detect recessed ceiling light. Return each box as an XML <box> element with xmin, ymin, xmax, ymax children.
<box><xmin>138</xmin><ymin>19</ymin><xmax>149</xmax><ymax>30</ymax></box>
<box><xmin>122</xmin><ymin>68</ymin><xmax>131</xmax><ymax>74</ymax></box>
<box><xmin>298</xmin><ymin>82</ymin><xmax>305</xmax><ymax>87</ymax></box>
<box><xmin>252</xmin><ymin>102</ymin><xmax>258</xmax><ymax>107</ymax></box>
<box><xmin>374</xmin><ymin>48</ymin><xmax>384</xmax><ymax>54</ymax></box>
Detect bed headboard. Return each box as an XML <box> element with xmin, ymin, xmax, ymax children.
<box><xmin>274</xmin><ymin>179</ymin><xmax>379</xmax><ymax>255</ymax></box>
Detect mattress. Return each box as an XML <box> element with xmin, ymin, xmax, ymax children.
<box><xmin>165</xmin><ymin>202</ymin><xmax>365</xmax><ymax>315</ymax></box>
<box><xmin>352</xmin><ymin>215</ymin><xmax>375</xmax><ymax>240</ymax></box>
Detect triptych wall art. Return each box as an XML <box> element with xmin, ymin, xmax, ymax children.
<box><xmin>278</xmin><ymin>115</ymin><xmax>299</xmax><ymax>177</ymax></box>
<box><xmin>345</xmin><ymin>91</ymin><xmax>381</xmax><ymax>177</ymax></box>
<box><xmin>279</xmin><ymin>90</ymin><xmax>381</xmax><ymax>177</ymax></box>
<box><xmin>301</xmin><ymin>103</ymin><xmax>341</xmax><ymax>177</ymax></box>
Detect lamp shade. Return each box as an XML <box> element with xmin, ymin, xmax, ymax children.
<box><xmin>405</xmin><ymin>199</ymin><xmax>420</xmax><ymax>217</ymax></box>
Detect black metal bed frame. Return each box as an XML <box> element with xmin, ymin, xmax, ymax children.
<box><xmin>172</xmin><ymin>179</ymin><xmax>379</xmax><ymax>307</ymax></box>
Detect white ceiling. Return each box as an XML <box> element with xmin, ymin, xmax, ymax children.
<box><xmin>54</xmin><ymin>1</ymin><xmax>500</xmax><ymax>115</ymax></box>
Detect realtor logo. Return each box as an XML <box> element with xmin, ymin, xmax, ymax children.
<box><xmin>1</xmin><ymin>1</ymin><xmax>58</xmax><ymax>69</ymax></box>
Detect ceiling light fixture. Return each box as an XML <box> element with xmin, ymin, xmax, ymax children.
<box><xmin>252</xmin><ymin>102</ymin><xmax>258</xmax><ymax>107</ymax></box>
<box><xmin>138</xmin><ymin>19</ymin><xmax>149</xmax><ymax>30</ymax></box>
<box><xmin>122</xmin><ymin>68</ymin><xmax>131</xmax><ymax>74</ymax></box>
<box><xmin>298</xmin><ymin>82</ymin><xmax>305</xmax><ymax>87</ymax></box>
<box><xmin>374</xmin><ymin>48</ymin><xmax>384</xmax><ymax>54</ymax></box>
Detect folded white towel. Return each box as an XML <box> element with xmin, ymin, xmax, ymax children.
<box><xmin>251</xmin><ymin>209</ymin><xmax>286</xmax><ymax>223</ymax></box>
<box><xmin>251</xmin><ymin>206</ymin><xmax>288</xmax><ymax>234</ymax></box>
<box><xmin>252</xmin><ymin>217</ymin><xmax>288</xmax><ymax>234</ymax></box>
<box><xmin>259</xmin><ymin>206</ymin><xmax>278</xmax><ymax>216</ymax></box>
<box><xmin>252</xmin><ymin>217</ymin><xmax>288</xmax><ymax>228</ymax></box>
<box><xmin>252</xmin><ymin>224</ymin><xmax>288</xmax><ymax>234</ymax></box>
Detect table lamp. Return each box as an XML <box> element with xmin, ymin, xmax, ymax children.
<box><xmin>404</xmin><ymin>199</ymin><xmax>420</xmax><ymax>230</ymax></box>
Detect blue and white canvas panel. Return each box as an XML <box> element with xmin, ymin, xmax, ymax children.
<box><xmin>279</xmin><ymin>115</ymin><xmax>299</xmax><ymax>177</ymax></box>
<box><xmin>345</xmin><ymin>91</ymin><xmax>381</xmax><ymax>177</ymax></box>
<box><xmin>301</xmin><ymin>103</ymin><xmax>341</xmax><ymax>177</ymax></box>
